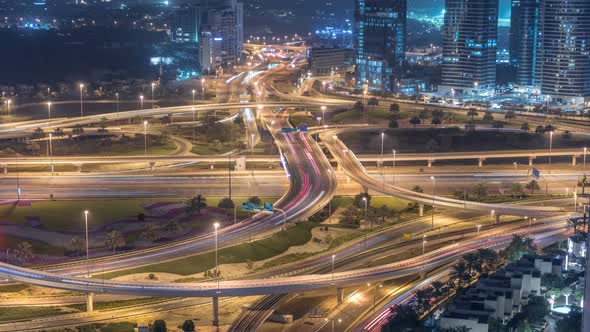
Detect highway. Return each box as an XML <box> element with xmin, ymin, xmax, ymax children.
<box><xmin>320</xmin><ymin>128</ymin><xmax>563</xmax><ymax>217</ymax></box>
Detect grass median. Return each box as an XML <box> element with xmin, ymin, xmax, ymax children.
<box><xmin>97</xmin><ymin>222</ymin><xmax>317</xmax><ymax>279</ymax></box>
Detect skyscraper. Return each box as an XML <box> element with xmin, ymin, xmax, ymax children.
<box><xmin>354</xmin><ymin>0</ymin><xmax>406</xmax><ymax>93</ymax></box>
<box><xmin>509</xmin><ymin>0</ymin><xmax>540</xmax><ymax>86</ymax></box>
<box><xmin>536</xmin><ymin>0</ymin><xmax>590</xmax><ymax>102</ymax></box>
<box><xmin>441</xmin><ymin>0</ymin><xmax>499</xmax><ymax>95</ymax></box>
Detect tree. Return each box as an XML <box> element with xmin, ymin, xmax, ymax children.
<box><xmin>472</xmin><ymin>183</ymin><xmax>488</xmax><ymax>200</ymax></box>
<box><xmin>476</xmin><ymin>248</ymin><xmax>500</xmax><ymax>273</ymax></box>
<box><xmin>431</xmin><ymin>117</ymin><xmax>442</xmax><ymax>127</ymax></box>
<box><xmin>520</xmin><ymin>122</ymin><xmax>530</xmax><ymax>132</ymax></box>
<box><xmin>153</xmin><ymin>319</ymin><xmax>167</xmax><ymax>332</ymax></box>
<box><xmin>463</xmin><ymin>252</ymin><xmax>481</xmax><ymax>277</ymax></box>
<box><xmin>164</xmin><ymin>220</ymin><xmax>181</xmax><ymax>233</ymax></box>
<box><xmin>492</xmin><ymin>121</ymin><xmax>504</xmax><ymax>130</ymax></box>
<box><xmin>105</xmin><ymin>230</ymin><xmax>125</xmax><ymax>253</ymax></box>
<box><xmin>186</xmin><ymin>195</ymin><xmax>207</xmax><ymax>215</ymax></box>
<box><xmin>501</xmin><ymin>235</ymin><xmax>536</xmax><ymax>261</ymax></box>
<box><xmin>68</xmin><ymin>236</ymin><xmax>85</xmax><ymax>257</ymax></box>
<box><xmin>509</xmin><ymin>182</ymin><xmax>524</xmax><ymax>199</ymax></box>
<box><xmin>353</xmin><ymin>192</ymin><xmax>371</xmax><ymax>209</ymax></box>
<box><xmin>504</xmin><ymin>110</ymin><xmax>516</xmax><ymax>122</ymax></box>
<box><xmin>577</xmin><ymin>174</ymin><xmax>589</xmax><ymax>194</ymax></box>
<box><xmin>389</xmin><ymin>117</ymin><xmax>399</xmax><ymax>129</ymax></box>
<box><xmin>525</xmin><ymin>180</ymin><xmax>541</xmax><ymax>195</ymax></box>
<box><xmin>414</xmin><ymin>288</ymin><xmax>432</xmax><ymax>314</ymax></box>
<box><xmin>467</xmin><ymin>108</ymin><xmax>478</xmax><ymax>120</ymax></box>
<box><xmin>248</xmin><ymin>196</ymin><xmax>262</xmax><ymax>205</ymax></box>
<box><xmin>430</xmin><ymin>281</ymin><xmax>445</xmax><ymax>299</ymax></box>
<box><xmin>556</xmin><ymin>305</ymin><xmax>582</xmax><ymax>332</ymax></box>
<box><xmin>14</xmin><ymin>241</ymin><xmax>33</xmax><ymax>263</ymax></box>
<box><xmin>483</xmin><ymin>112</ymin><xmax>494</xmax><ymax>122</ymax></box>
<box><xmin>535</xmin><ymin>125</ymin><xmax>545</xmax><ymax>134</ymax></box>
<box><xmin>412</xmin><ymin>185</ymin><xmax>423</xmax><ymax>193</ymax></box>
<box><xmin>381</xmin><ymin>304</ymin><xmax>419</xmax><ymax>332</ymax></box>
<box><xmin>409</xmin><ymin>116</ymin><xmax>421</xmax><ymax>128</ymax></box>
<box><xmin>339</xmin><ymin>206</ymin><xmax>358</xmax><ymax>225</ymax></box>
<box><xmin>451</xmin><ymin>261</ymin><xmax>470</xmax><ymax>288</ymax></box>
<box><xmin>218</xmin><ymin>197</ymin><xmax>235</xmax><ymax>209</ymax></box>
<box><xmin>389</xmin><ymin>103</ymin><xmax>400</xmax><ymax>114</ymax></box>
<box><xmin>141</xmin><ymin>223</ymin><xmax>160</xmax><ymax>242</ymax></box>
<box><xmin>181</xmin><ymin>320</ymin><xmax>195</xmax><ymax>332</ymax></box>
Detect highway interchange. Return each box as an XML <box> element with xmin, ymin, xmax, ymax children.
<box><xmin>0</xmin><ymin>50</ymin><xmax>587</xmax><ymax>331</ymax></box>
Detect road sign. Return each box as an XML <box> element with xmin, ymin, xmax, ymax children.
<box><xmin>242</xmin><ymin>202</ymin><xmax>261</xmax><ymax>211</ymax></box>
<box><xmin>263</xmin><ymin>202</ymin><xmax>273</xmax><ymax>212</ymax></box>
<box><xmin>403</xmin><ymin>233</ymin><xmax>411</xmax><ymax>238</ymax></box>
<box><xmin>281</xmin><ymin>128</ymin><xmax>298</xmax><ymax>133</ymax></box>
<box><xmin>532</xmin><ymin>168</ymin><xmax>540</xmax><ymax>179</ymax></box>
<box><xmin>299</xmin><ymin>125</ymin><xmax>308</xmax><ymax>132</ymax></box>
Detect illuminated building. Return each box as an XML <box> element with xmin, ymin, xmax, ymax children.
<box><xmin>354</xmin><ymin>0</ymin><xmax>406</xmax><ymax>93</ymax></box>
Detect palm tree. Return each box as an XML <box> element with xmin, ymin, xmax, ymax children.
<box><xmin>463</xmin><ymin>252</ymin><xmax>481</xmax><ymax>277</ymax></box>
<box><xmin>431</xmin><ymin>281</ymin><xmax>445</xmax><ymax>299</ymax></box>
<box><xmin>414</xmin><ymin>288</ymin><xmax>432</xmax><ymax>314</ymax></box>
<box><xmin>186</xmin><ymin>194</ymin><xmax>207</xmax><ymax>215</ymax></box>
<box><xmin>68</xmin><ymin>236</ymin><xmax>85</xmax><ymax>257</ymax></box>
<box><xmin>409</xmin><ymin>116</ymin><xmax>421</xmax><ymax>128</ymax></box>
<box><xmin>467</xmin><ymin>108</ymin><xmax>478</xmax><ymax>120</ymax></box>
<box><xmin>14</xmin><ymin>241</ymin><xmax>33</xmax><ymax>263</ymax></box>
<box><xmin>476</xmin><ymin>248</ymin><xmax>499</xmax><ymax>273</ymax></box>
<box><xmin>451</xmin><ymin>261</ymin><xmax>469</xmax><ymax>288</ymax></box>
<box><xmin>105</xmin><ymin>230</ymin><xmax>125</xmax><ymax>254</ymax></box>
<box><xmin>525</xmin><ymin>180</ymin><xmax>541</xmax><ymax>195</ymax></box>
<box><xmin>578</xmin><ymin>175</ymin><xmax>589</xmax><ymax>194</ymax></box>
<box><xmin>521</xmin><ymin>122</ymin><xmax>530</xmax><ymax>132</ymax></box>
<box><xmin>141</xmin><ymin>223</ymin><xmax>160</xmax><ymax>242</ymax></box>
<box><xmin>504</xmin><ymin>110</ymin><xmax>516</xmax><ymax>122</ymax></box>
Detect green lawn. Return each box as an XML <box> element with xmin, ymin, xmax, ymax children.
<box><xmin>0</xmin><ymin>284</ymin><xmax>30</xmax><ymax>293</ymax></box>
<box><xmin>0</xmin><ymin>199</ymin><xmax>166</xmax><ymax>232</ymax></box>
<box><xmin>0</xmin><ymin>307</ymin><xmax>66</xmax><ymax>322</ymax></box>
<box><xmin>331</xmin><ymin>196</ymin><xmax>409</xmax><ymax>210</ymax></box>
<box><xmin>97</xmin><ymin>222</ymin><xmax>317</xmax><ymax>278</ymax></box>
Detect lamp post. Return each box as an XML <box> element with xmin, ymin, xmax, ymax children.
<box><xmin>422</xmin><ymin>234</ymin><xmax>427</xmax><ymax>255</ymax></box>
<box><xmin>192</xmin><ymin>90</ymin><xmax>196</xmax><ymax>105</ymax></box>
<box><xmin>363</xmin><ymin>196</ymin><xmax>368</xmax><ymax>247</ymax></box>
<box><xmin>331</xmin><ymin>254</ymin><xmax>335</xmax><ymax>285</ymax></box>
<box><xmin>151</xmin><ymin>82</ymin><xmax>156</xmax><ymax>108</ymax></box>
<box><xmin>201</xmin><ymin>78</ymin><xmax>206</xmax><ymax>100</ymax></box>
<box><xmin>490</xmin><ymin>210</ymin><xmax>495</xmax><ymax>227</ymax></box>
<box><xmin>79</xmin><ymin>84</ymin><xmax>84</xmax><ymax>118</ymax></box>
<box><xmin>139</xmin><ymin>95</ymin><xmax>144</xmax><ymax>110</ymax></box>
<box><xmin>6</xmin><ymin>99</ymin><xmax>11</xmax><ymax>123</ymax></box>
<box><xmin>584</xmin><ymin>147</ymin><xmax>587</xmax><ymax>173</ymax></box>
<box><xmin>143</xmin><ymin>121</ymin><xmax>148</xmax><ymax>158</ymax></box>
<box><xmin>84</xmin><ymin>210</ymin><xmax>90</xmax><ymax>277</ymax></box>
<box><xmin>48</xmin><ymin>133</ymin><xmax>54</xmax><ymax>175</ymax></box>
<box><xmin>513</xmin><ymin>162</ymin><xmax>517</xmax><ymax>184</ymax></box>
<box><xmin>476</xmin><ymin>224</ymin><xmax>481</xmax><ymax>235</ymax></box>
<box><xmin>47</xmin><ymin>102</ymin><xmax>52</xmax><ymax>127</ymax></box>
<box><xmin>250</xmin><ymin>133</ymin><xmax>255</xmax><ymax>176</ymax></box>
<box><xmin>430</xmin><ymin>176</ymin><xmax>435</xmax><ymax>230</ymax></box>
<box><xmin>321</xmin><ymin>105</ymin><xmax>326</xmax><ymax>126</ymax></box>
<box><xmin>380</xmin><ymin>132</ymin><xmax>385</xmax><ymax>189</ymax></box>
<box><xmin>549</xmin><ymin>131</ymin><xmax>554</xmax><ymax>174</ymax></box>
<box><xmin>392</xmin><ymin>149</ymin><xmax>396</xmax><ymax>185</ymax></box>
<box><xmin>115</xmin><ymin>93</ymin><xmax>120</xmax><ymax>125</ymax></box>
<box><xmin>192</xmin><ymin>107</ymin><xmax>196</xmax><ymax>142</ymax></box>
<box><xmin>213</xmin><ymin>222</ymin><xmax>220</xmax><ymax>294</ymax></box>
<box><xmin>316</xmin><ymin>117</ymin><xmax>322</xmax><ymax>141</ymax></box>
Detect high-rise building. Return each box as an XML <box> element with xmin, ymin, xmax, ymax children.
<box><xmin>536</xmin><ymin>0</ymin><xmax>590</xmax><ymax>102</ymax></box>
<box><xmin>509</xmin><ymin>0</ymin><xmax>540</xmax><ymax>86</ymax></box>
<box><xmin>440</xmin><ymin>0</ymin><xmax>499</xmax><ymax>95</ymax></box>
<box><xmin>173</xmin><ymin>0</ymin><xmax>243</xmax><ymax>72</ymax></box>
<box><xmin>354</xmin><ymin>0</ymin><xmax>406</xmax><ymax>93</ymax></box>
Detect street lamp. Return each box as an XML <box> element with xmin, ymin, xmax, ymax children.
<box><xmin>513</xmin><ymin>162</ymin><xmax>517</xmax><ymax>184</ymax></box>
<box><xmin>213</xmin><ymin>222</ymin><xmax>220</xmax><ymax>294</ymax></box>
<box><xmin>392</xmin><ymin>149</ymin><xmax>397</xmax><ymax>185</ymax></box>
<box><xmin>321</xmin><ymin>105</ymin><xmax>326</xmax><ymax>126</ymax></box>
<box><xmin>331</xmin><ymin>254</ymin><xmax>335</xmax><ymax>285</ymax></box>
<box><xmin>250</xmin><ymin>133</ymin><xmax>255</xmax><ymax>176</ymax></box>
<box><xmin>192</xmin><ymin>89</ymin><xmax>196</xmax><ymax>105</ymax></box>
<box><xmin>48</xmin><ymin>133</ymin><xmax>54</xmax><ymax>175</ymax></box>
<box><xmin>79</xmin><ymin>84</ymin><xmax>84</xmax><ymax>118</ymax></box>
<box><xmin>47</xmin><ymin>102</ymin><xmax>52</xmax><ymax>127</ymax></box>
<box><xmin>476</xmin><ymin>224</ymin><xmax>481</xmax><ymax>235</ymax></box>
<box><xmin>151</xmin><ymin>82</ymin><xmax>156</xmax><ymax>108</ymax></box>
<box><xmin>584</xmin><ymin>147</ymin><xmax>587</xmax><ymax>173</ymax></box>
<box><xmin>139</xmin><ymin>95</ymin><xmax>144</xmax><ymax>110</ymax></box>
<box><xmin>430</xmin><ymin>176</ymin><xmax>435</xmax><ymax>230</ymax></box>
<box><xmin>548</xmin><ymin>131</ymin><xmax>554</xmax><ymax>174</ymax></box>
<box><xmin>143</xmin><ymin>121</ymin><xmax>148</xmax><ymax>158</ymax></box>
<box><xmin>6</xmin><ymin>99</ymin><xmax>11</xmax><ymax>122</ymax></box>
<box><xmin>115</xmin><ymin>93</ymin><xmax>120</xmax><ymax>124</ymax></box>
<box><xmin>380</xmin><ymin>132</ymin><xmax>385</xmax><ymax>189</ymax></box>
<box><xmin>422</xmin><ymin>234</ymin><xmax>427</xmax><ymax>255</ymax></box>
<box><xmin>201</xmin><ymin>78</ymin><xmax>206</xmax><ymax>100</ymax></box>
<box><xmin>84</xmin><ymin>210</ymin><xmax>90</xmax><ymax>277</ymax></box>
<box><xmin>490</xmin><ymin>210</ymin><xmax>495</xmax><ymax>226</ymax></box>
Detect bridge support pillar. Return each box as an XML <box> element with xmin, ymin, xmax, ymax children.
<box><xmin>2</xmin><ymin>165</ymin><xmax>6</xmax><ymax>174</ymax></box>
<box><xmin>336</xmin><ymin>162</ymin><xmax>342</xmax><ymax>171</ymax></box>
<box><xmin>418</xmin><ymin>204</ymin><xmax>424</xmax><ymax>217</ymax></box>
<box><xmin>478</xmin><ymin>159</ymin><xmax>484</xmax><ymax>167</ymax></box>
<box><xmin>212</xmin><ymin>295</ymin><xmax>219</xmax><ymax>327</ymax></box>
<box><xmin>420</xmin><ymin>271</ymin><xmax>426</xmax><ymax>280</ymax></box>
<box><xmin>86</xmin><ymin>292</ymin><xmax>94</xmax><ymax>312</ymax></box>
<box><xmin>427</xmin><ymin>160</ymin><xmax>432</xmax><ymax>168</ymax></box>
<box><xmin>149</xmin><ymin>162</ymin><xmax>156</xmax><ymax>171</ymax></box>
<box><xmin>495</xmin><ymin>214</ymin><xmax>500</xmax><ymax>224</ymax></box>
<box><xmin>74</xmin><ymin>164</ymin><xmax>83</xmax><ymax>173</ymax></box>
<box><xmin>346</xmin><ymin>176</ymin><xmax>351</xmax><ymax>184</ymax></box>
<box><xmin>210</xmin><ymin>163</ymin><xmax>215</xmax><ymax>170</ymax></box>
<box><xmin>529</xmin><ymin>157</ymin><xmax>534</xmax><ymax>166</ymax></box>
<box><xmin>572</xmin><ymin>156</ymin><xmax>577</xmax><ymax>166</ymax></box>
<box><xmin>337</xmin><ymin>287</ymin><xmax>344</xmax><ymax>304</ymax></box>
